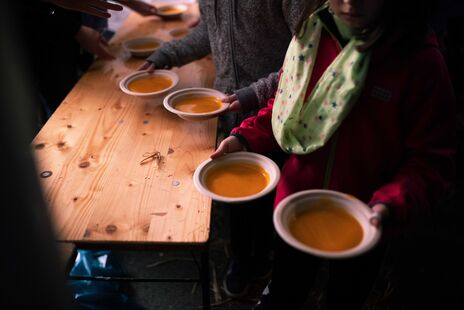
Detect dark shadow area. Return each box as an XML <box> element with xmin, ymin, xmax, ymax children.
<box><xmin>0</xmin><ymin>2</ymin><xmax>73</xmax><ymax>308</ymax></box>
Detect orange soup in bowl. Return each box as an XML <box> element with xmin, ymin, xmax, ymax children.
<box><xmin>289</xmin><ymin>199</ymin><xmax>363</xmax><ymax>252</ymax></box>
<box><xmin>159</xmin><ymin>6</ymin><xmax>183</xmax><ymax>15</ymax></box>
<box><xmin>171</xmin><ymin>29</ymin><xmax>190</xmax><ymax>38</ymax></box>
<box><xmin>174</xmin><ymin>95</ymin><xmax>223</xmax><ymax>113</ymax></box>
<box><xmin>128</xmin><ymin>75</ymin><xmax>173</xmax><ymax>93</ymax></box>
<box><xmin>205</xmin><ymin>162</ymin><xmax>269</xmax><ymax>197</ymax></box>
<box><xmin>129</xmin><ymin>41</ymin><xmax>160</xmax><ymax>50</ymax></box>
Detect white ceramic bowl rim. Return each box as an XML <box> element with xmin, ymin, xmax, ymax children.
<box><xmin>119</xmin><ymin>70</ymin><xmax>179</xmax><ymax>97</ymax></box>
<box><xmin>157</xmin><ymin>4</ymin><xmax>187</xmax><ymax>16</ymax></box>
<box><xmin>273</xmin><ymin>189</ymin><xmax>381</xmax><ymax>259</ymax></box>
<box><xmin>123</xmin><ymin>37</ymin><xmax>164</xmax><ymax>53</ymax></box>
<box><xmin>163</xmin><ymin>87</ymin><xmax>228</xmax><ymax>118</ymax></box>
<box><xmin>193</xmin><ymin>152</ymin><xmax>281</xmax><ymax>203</ymax></box>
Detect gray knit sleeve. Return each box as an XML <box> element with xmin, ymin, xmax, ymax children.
<box><xmin>234</xmin><ymin>71</ymin><xmax>279</xmax><ymax>113</ymax></box>
<box><xmin>146</xmin><ymin>18</ymin><xmax>211</xmax><ymax>68</ymax></box>
<box><xmin>282</xmin><ymin>0</ymin><xmax>310</xmax><ymax>35</ymax></box>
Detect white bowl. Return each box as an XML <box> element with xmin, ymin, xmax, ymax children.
<box><xmin>119</xmin><ymin>70</ymin><xmax>179</xmax><ymax>98</ymax></box>
<box><xmin>157</xmin><ymin>4</ymin><xmax>187</xmax><ymax>20</ymax></box>
<box><xmin>163</xmin><ymin>88</ymin><xmax>228</xmax><ymax>121</ymax></box>
<box><xmin>273</xmin><ymin>190</ymin><xmax>381</xmax><ymax>259</ymax></box>
<box><xmin>193</xmin><ymin>152</ymin><xmax>281</xmax><ymax>203</ymax></box>
<box><xmin>169</xmin><ymin>28</ymin><xmax>191</xmax><ymax>38</ymax></box>
<box><xmin>123</xmin><ymin>37</ymin><xmax>163</xmax><ymax>57</ymax></box>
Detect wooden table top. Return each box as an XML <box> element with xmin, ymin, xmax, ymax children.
<box><xmin>33</xmin><ymin>4</ymin><xmax>216</xmax><ymax>246</ymax></box>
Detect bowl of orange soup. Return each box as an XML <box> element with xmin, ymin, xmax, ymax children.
<box><xmin>119</xmin><ymin>70</ymin><xmax>179</xmax><ymax>98</ymax></box>
<box><xmin>273</xmin><ymin>190</ymin><xmax>381</xmax><ymax>259</ymax></box>
<box><xmin>193</xmin><ymin>152</ymin><xmax>280</xmax><ymax>203</ymax></box>
<box><xmin>169</xmin><ymin>28</ymin><xmax>191</xmax><ymax>39</ymax></box>
<box><xmin>123</xmin><ymin>37</ymin><xmax>163</xmax><ymax>57</ymax></box>
<box><xmin>163</xmin><ymin>88</ymin><xmax>228</xmax><ymax>120</ymax></box>
<box><xmin>156</xmin><ymin>4</ymin><xmax>187</xmax><ymax>20</ymax></box>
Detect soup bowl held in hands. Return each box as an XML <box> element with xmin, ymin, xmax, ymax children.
<box><xmin>119</xmin><ymin>70</ymin><xmax>179</xmax><ymax>99</ymax></box>
<box><xmin>123</xmin><ymin>37</ymin><xmax>163</xmax><ymax>58</ymax></box>
<box><xmin>156</xmin><ymin>4</ymin><xmax>187</xmax><ymax>20</ymax></box>
<box><xmin>169</xmin><ymin>28</ymin><xmax>191</xmax><ymax>38</ymax></box>
<box><xmin>273</xmin><ymin>189</ymin><xmax>381</xmax><ymax>259</ymax></box>
<box><xmin>163</xmin><ymin>88</ymin><xmax>229</xmax><ymax>121</ymax></box>
<box><xmin>193</xmin><ymin>152</ymin><xmax>280</xmax><ymax>203</ymax></box>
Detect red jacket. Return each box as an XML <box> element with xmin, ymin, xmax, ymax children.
<box><xmin>232</xmin><ymin>30</ymin><xmax>456</xmax><ymax>225</ymax></box>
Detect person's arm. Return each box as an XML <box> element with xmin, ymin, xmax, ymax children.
<box><xmin>144</xmin><ymin>15</ymin><xmax>211</xmax><ymax>70</ymax></box>
<box><xmin>369</xmin><ymin>48</ymin><xmax>456</xmax><ymax>224</ymax></box>
<box><xmin>75</xmin><ymin>25</ymin><xmax>114</xmax><ymax>59</ymax></box>
<box><xmin>231</xmin><ymin>97</ymin><xmax>283</xmax><ymax>154</ymax></box>
<box><xmin>115</xmin><ymin>0</ymin><xmax>157</xmax><ymax>16</ymax></box>
<box><xmin>231</xmin><ymin>71</ymin><xmax>280</xmax><ymax>113</ymax></box>
<box><xmin>211</xmin><ymin>98</ymin><xmax>281</xmax><ymax>158</ymax></box>
<box><xmin>45</xmin><ymin>0</ymin><xmax>123</xmax><ymax>18</ymax></box>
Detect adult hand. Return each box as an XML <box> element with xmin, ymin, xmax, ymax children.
<box><xmin>222</xmin><ymin>94</ymin><xmax>241</xmax><ymax>112</ymax></box>
<box><xmin>47</xmin><ymin>0</ymin><xmax>123</xmax><ymax>18</ymax></box>
<box><xmin>210</xmin><ymin>136</ymin><xmax>245</xmax><ymax>159</ymax></box>
<box><xmin>118</xmin><ymin>0</ymin><xmax>158</xmax><ymax>16</ymax></box>
<box><xmin>75</xmin><ymin>25</ymin><xmax>115</xmax><ymax>60</ymax></box>
<box><xmin>139</xmin><ymin>61</ymin><xmax>156</xmax><ymax>73</ymax></box>
<box><xmin>369</xmin><ymin>203</ymin><xmax>389</xmax><ymax>227</ymax></box>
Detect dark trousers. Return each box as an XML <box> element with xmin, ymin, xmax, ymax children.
<box><xmin>229</xmin><ymin>191</ymin><xmax>276</xmax><ymax>266</ymax></box>
<box><xmin>268</xmin><ymin>236</ymin><xmax>387</xmax><ymax>310</ymax></box>
<box><xmin>228</xmin><ymin>152</ymin><xmax>285</xmax><ymax>268</ymax></box>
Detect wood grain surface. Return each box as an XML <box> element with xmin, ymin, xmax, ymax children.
<box><xmin>33</xmin><ymin>3</ymin><xmax>216</xmax><ymax>245</ymax></box>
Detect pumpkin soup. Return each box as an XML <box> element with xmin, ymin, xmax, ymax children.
<box><xmin>128</xmin><ymin>75</ymin><xmax>173</xmax><ymax>93</ymax></box>
<box><xmin>129</xmin><ymin>41</ymin><xmax>160</xmax><ymax>51</ymax></box>
<box><xmin>289</xmin><ymin>200</ymin><xmax>363</xmax><ymax>252</ymax></box>
<box><xmin>174</xmin><ymin>95</ymin><xmax>222</xmax><ymax>113</ymax></box>
<box><xmin>205</xmin><ymin>162</ymin><xmax>269</xmax><ymax>197</ymax></box>
<box><xmin>159</xmin><ymin>7</ymin><xmax>182</xmax><ymax>15</ymax></box>
<box><xmin>171</xmin><ymin>29</ymin><xmax>190</xmax><ymax>38</ymax></box>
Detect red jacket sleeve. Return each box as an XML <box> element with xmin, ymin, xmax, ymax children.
<box><xmin>231</xmin><ymin>97</ymin><xmax>283</xmax><ymax>154</ymax></box>
<box><xmin>369</xmin><ymin>47</ymin><xmax>456</xmax><ymax>223</ymax></box>
<box><xmin>231</xmin><ymin>68</ymin><xmax>285</xmax><ymax>154</ymax></box>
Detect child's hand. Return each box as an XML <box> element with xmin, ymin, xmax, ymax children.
<box><xmin>75</xmin><ymin>26</ymin><xmax>115</xmax><ymax>60</ymax></box>
<box><xmin>222</xmin><ymin>94</ymin><xmax>241</xmax><ymax>112</ymax></box>
<box><xmin>210</xmin><ymin>136</ymin><xmax>245</xmax><ymax>159</ymax></box>
<box><xmin>369</xmin><ymin>204</ymin><xmax>389</xmax><ymax>227</ymax></box>
<box><xmin>139</xmin><ymin>61</ymin><xmax>156</xmax><ymax>73</ymax></box>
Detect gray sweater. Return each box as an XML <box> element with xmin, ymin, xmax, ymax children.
<box><xmin>147</xmin><ymin>0</ymin><xmax>309</xmax><ymax>113</ymax></box>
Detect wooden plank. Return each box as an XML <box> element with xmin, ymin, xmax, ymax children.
<box><xmin>33</xmin><ymin>3</ymin><xmax>215</xmax><ymax>245</ymax></box>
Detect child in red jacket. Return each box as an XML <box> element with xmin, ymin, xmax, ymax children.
<box><xmin>211</xmin><ymin>0</ymin><xmax>456</xmax><ymax>308</ymax></box>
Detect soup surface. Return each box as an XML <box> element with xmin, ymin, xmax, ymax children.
<box><xmin>129</xmin><ymin>41</ymin><xmax>160</xmax><ymax>51</ymax></box>
<box><xmin>171</xmin><ymin>29</ymin><xmax>190</xmax><ymax>38</ymax></box>
<box><xmin>174</xmin><ymin>95</ymin><xmax>222</xmax><ymax>113</ymax></box>
<box><xmin>159</xmin><ymin>7</ymin><xmax>182</xmax><ymax>15</ymax></box>
<box><xmin>289</xmin><ymin>200</ymin><xmax>363</xmax><ymax>252</ymax></box>
<box><xmin>127</xmin><ymin>75</ymin><xmax>173</xmax><ymax>93</ymax></box>
<box><xmin>205</xmin><ymin>162</ymin><xmax>269</xmax><ymax>197</ymax></box>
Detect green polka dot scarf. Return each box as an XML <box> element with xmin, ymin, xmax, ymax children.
<box><xmin>272</xmin><ymin>4</ymin><xmax>371</xmax><ymax>154</ymax></box>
